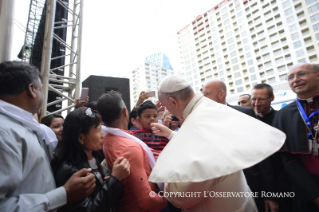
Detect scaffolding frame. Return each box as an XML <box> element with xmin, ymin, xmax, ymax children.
<box><xmin>39</xmin><ymin>0</ymin><xmax>83</xmax><ymax>119</ymax></box>
<box><xmin>22</xmin><ymin>0</ymin><xmax>46</xmax><ymax>60</ymax></box>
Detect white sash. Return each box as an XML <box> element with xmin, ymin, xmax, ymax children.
<box><xmin>102</xmin><ymin>126</ymin><xmax>163</xmax><ymax>190</ymax></box>
<box><xmin>0</xmin><ymin>100</ymin><xmax>58</xmax><ymax>159</ymax></box>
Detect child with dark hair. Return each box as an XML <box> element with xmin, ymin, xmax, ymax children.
<box><xmin>131</xmin><ymin>100</ymin><xmax>169</xmax><ymax>160</ymax></box>
<box><xmin>128</xmin><ymin>108</ymin><xmax>141</xmax><ymax>130</ymax></box>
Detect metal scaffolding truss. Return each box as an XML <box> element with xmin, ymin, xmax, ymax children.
<box><xmin>22</xmin><ymin>0</ymin><xmax>46</xmax><ymax>60</ymax></box>
<box><xmin>40</xmin><ymin>0</ymin><xmax>83</xmax><ymax>118</ymax></box>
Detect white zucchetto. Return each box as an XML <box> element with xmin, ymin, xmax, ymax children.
<box><xmin>158</xmin><ymin>75</ymin><xmax>190</xmax><ymax>93</ymax></box>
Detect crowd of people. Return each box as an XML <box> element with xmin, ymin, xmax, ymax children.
<box><xmin>0</xmin><ymin>60</ymin><xmax>318</xmax><ymax>212</ymax></box>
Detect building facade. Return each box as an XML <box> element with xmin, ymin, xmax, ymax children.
<box><xmin>177</xmin><ymin>0</ymin><xmax>319</xmax><ymax>96</ymax></box>
<box><xmin>145</xmin><ymin>52</ymin><xmax>174</xmax><ymax>70</ymax></box>
<box><xmin>125</xmin><ymin>62</ymin><xmax>175</xmax><ymax>110</ymax></box>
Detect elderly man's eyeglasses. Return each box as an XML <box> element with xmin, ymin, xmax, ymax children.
<box><xmin>251</xmin><ymin>97</ymin><xmax>270</xmax><ymax>103</ymax></box>
<box><xmin>85</xmin><ymin>108</ymin><xmax>95</xmax><ymax>118</ymax></box>
<box><xmin>286</xmin><ymin>71</ymin><xmax>318</xmax><ymax>81</ymax></box>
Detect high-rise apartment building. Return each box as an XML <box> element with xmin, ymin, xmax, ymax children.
<box><xmin>145</xmin><ymin>52</ymin><xmax>174</xmax><ymax>70</ymax></box>
<box><xmin>177</xmin><ymin>0</ymin><xmax>319</xmax><ymax>95</ymax></box>
<box><xmin>125</xmin><ymin>62</ymin><xmax>175</xmax><ymax>110</ymax></box>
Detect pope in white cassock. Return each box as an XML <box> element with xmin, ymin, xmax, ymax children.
<box><xmin>148</xmin><ymin>75</ymin><xmax>286</xmax><ymax>212</ymax></box>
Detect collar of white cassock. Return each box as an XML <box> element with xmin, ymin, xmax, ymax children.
<box><xmin>0</xmin><ymin>100</ymin><xmax>58</xmax><ymax>159</ymax></box>
<box><xmin>102</xmin><ymin>125</ymin><xmax>164</xmax><ymax>191</ymax></box>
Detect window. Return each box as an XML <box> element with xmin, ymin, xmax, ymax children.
<box><xmin>224</xmin><ymin>19</ymin><xmax>230</xmax><ymax>25</ymax></box>
<box><xmin>251</xmin><ymin>74</ymin><xmax>257</xmax><ymax>80</ymax></box>
<box><xmin>285</xmin><ymin>8</ymin><xmax>293</xmax><ymax>16</ymax></box>
<box><xmin>232</xmin><ymin>58</ymin><xmax>238</xmax><ymax>64</ymax></box>
<box><xmin>228</xmin><ymin>38</ymin><xmax>234</xmax><ymax>44</ymax></box>
<box><xmin>233</xmin><ymin>65</ymin><xmax>239</xmax><ymax>71</ymax></box>
<box><xmin>229</xmin><ymin>44</ymin><xmax>235</xmax><ymax>50</ymax></box>
<box><xmin>237</xmin><ymin>87</ymin><xmax>244</xmax><ymax>92</ymax></box>
<box><xmin>249</xmin><ymin>67</ymin><xmax>255</xmax><ymax>73</ymax></box>
<box><xmin>288</xmin><ymin>24</ymin><xmax>297</xmax><ymax>32</ymax></box>
<box><xmin>311</xmin><ymin>13</ymin><xmax>319</xmax><ymax>22</ymax></box>
<box><xmin>230</xmin><ymin>51</ymin><xmax>237</xmax><ymax>57</ymax></box>
<box><xmin>268</xmin><ymin>77</ymin><xmax>276</xmax><ymax>83</ymax></box>
<box><xmin>280</xmin><ymin>74</ymin><xmax>287</xmax><ymax>81</ymax></box>
<box><xmin>316</xmin><ymin>33</ymin><xmax>319</xmax><ymax>41</ymax></box>
<box><xmin>275</xmin><ymin>57</ymin><xmax>284</xmax><ymax>64</ymax></box>
<box><xmin>225</xmin><ymin>25</ymin><xmax>231</xmax><ymax>31</ymax></box>
<box><xmin>286</xmin><ymin>16</ymin><xmax>295</xmax><ymax>24</ymax></box>
<box><xmin>308</xmin><ymin>3</ymin><xmax>319</xmax><ymax>13</ymax></box>
<box><xmin>293</xmin><ymin>41</ymin><xmax>302</xmax><ymax>48</ymax></box>
<box><xmin>306</xmin><ymin>0</ymin><xmax>317</xmax><ymax>5</ymax></box>
<box><xmin>223</xmin><ymin>13</ymin><xmax>229</xmax><ymax>19</ymax></box>
<box><xmin>282</xmin><ymin>0</ymin><xmax>290</xmax><ymax>8</ymax></box>
<box><xmin>248</xmin><ymin>59</ymin><xmax>253</xmax><ymax>65</ymax></box>
<box><xmin>265</xmin><ymin>61</ymin><xmax>272</xmax><ymax>67</ymax></box>
<box><xmin>243</xmin><ymin>38</ymin><xmax>249</xmax><ymax>44</ymax></box>
<box><xmin>222</xmin><ymin>7</ymin><xmax>228</xmax><ymax>13</ymax></box>
<box><xmin>234</xmin><ymin>72</ymin><xmax>241</xmax><ymax>78</ymax></box>
<box><xmin>296</xmin><ymin>49</ymin><xmax>305</xmax><ymax>57</ymax></box>
<box><xmin>226</xmin><ymin>31</ymin><xmax>233</xmax><ymax>38</ymax></box>
<box><xmin>237</xmin><ymin>11</ymin><xmax>243</xmax><ymax>17</ymax></box>
<box><xmin>236</xmin><ymin>79</ymin><xmax>243</xmax><ymax>85</ymax></box>
<box><xmin>291</xmin><ymin>32</ymin><xmax>299</xmax><ymax>40</ymax></box>
<box><xmin>219</xmin><ymin>71</ymin><xmax>224</xmax><ymax>76</ymax></box>
<box><xmin>246</xmin><ymin>52</ymin><xmax>252</xmax><ymax>58</ymax></box>
<box><xmin>267</xmin><ymin>69</ymin><xmax>274</xmax><ymax>75</ymax></box>
<box><xmin>244</xmin><ymin>45</ymin><xmax>250</xmax><ymax>51</ymax></box>
<box><xmin>278</xmin><ymin>65</ymin><xmax>286</xmax><ymax>72</ymax></box>
<box><xmin>298</xmin><ymin>58</ymin><xmax>306</xmax><ymax>63</ymax></box>
<box><xmin>314</xmin><ymin>23</ymin><xmax>319</xmax><ymax>31</ymax></box>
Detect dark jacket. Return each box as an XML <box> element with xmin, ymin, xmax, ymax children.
<box><xmin>54</xmin><ymin>157</ymin><xmax>125</xmax><ymax>212</ymax></box>
<box><xmin>228</xmin><ymin>104</ymin><xmax>281</xmax><ymax>211</ymax></box>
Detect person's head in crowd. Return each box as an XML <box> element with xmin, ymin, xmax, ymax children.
<box><xmin>97</xmin><ymin>91</ymin><xmax>129</xmax><ymax>130</ymax></box>
<box><xmin>128</xmin><ymin>108</ymin><xmax>142</xmax><ymax>130</ymax></box>
<box><xmin>237</xmin><ymin>94</ymin><xmax>253</xmax><ymax>108</ymax></box>
<box><xmin>202</xmin><ymin>79</ymin><xmax>227</xmax><ymax>104</ymax></box>
<box><xmin>170</xmin><ymin>115</ymin><xmax>180</xmax><ymax>131</ymax></box>
<box><xmin>41</xmin><ymin>114</ymin><xmax>64</xmax><ymax>143</ymax></box>
<box><xmin>251</xmin><ymin>83</ymin><xmax>274</xmax><ymax>116</ymax></box>
<box><xmin>287</xmin><ymin>63</ymin><xmax>319</xmax><ymax>99</ymax></box>
<box><xmin>137</xmin><ymin>100</ymin><xmax>158</xmax><ymax>130</ymax></box>
<box><xmin>158</xmin><ymin>75</ymin><xmax>195</xmax><ymax>119</ymax></box>
<box><xmin>0</xmin><ymin>61</ymin><xmax>43</xmax><ymax>114</ymax></box>
<box><xmin>61</xmin><ymin>107</ymin><xmax>104</xmax><ymax>165</ymax></box>
<box><xmin>86</xmin><ymin>101</ymin><xmax>98</xmax><ymax>111</ymax></box>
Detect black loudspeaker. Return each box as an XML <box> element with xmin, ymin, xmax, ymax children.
<box><xmin>82</xmin><ymin>75</ymin><xmax>130</xmax><ymax>110</ymax></box>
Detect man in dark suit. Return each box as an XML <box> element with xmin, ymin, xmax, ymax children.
<box><xmin>202</xmin><ymin>79</ymin><xmax>280</xmax><ymax>212</ymax></box>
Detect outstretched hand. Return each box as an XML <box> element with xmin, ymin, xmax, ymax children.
<box><xmin>150</xmin><ymin>123</ymin><xmax>172</xmax><ymax>139</ymax></box>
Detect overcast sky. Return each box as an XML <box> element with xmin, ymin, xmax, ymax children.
<box><xmin>12</xmin><ymin>0</ymin><xmax>220</xmax><ymax>81</ymax></box>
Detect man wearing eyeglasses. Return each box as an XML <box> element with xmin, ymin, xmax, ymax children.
<box><xmin>272</xmin><ymin>63</ymin><xmax>319</xmax><ymax>211</ymax></box>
